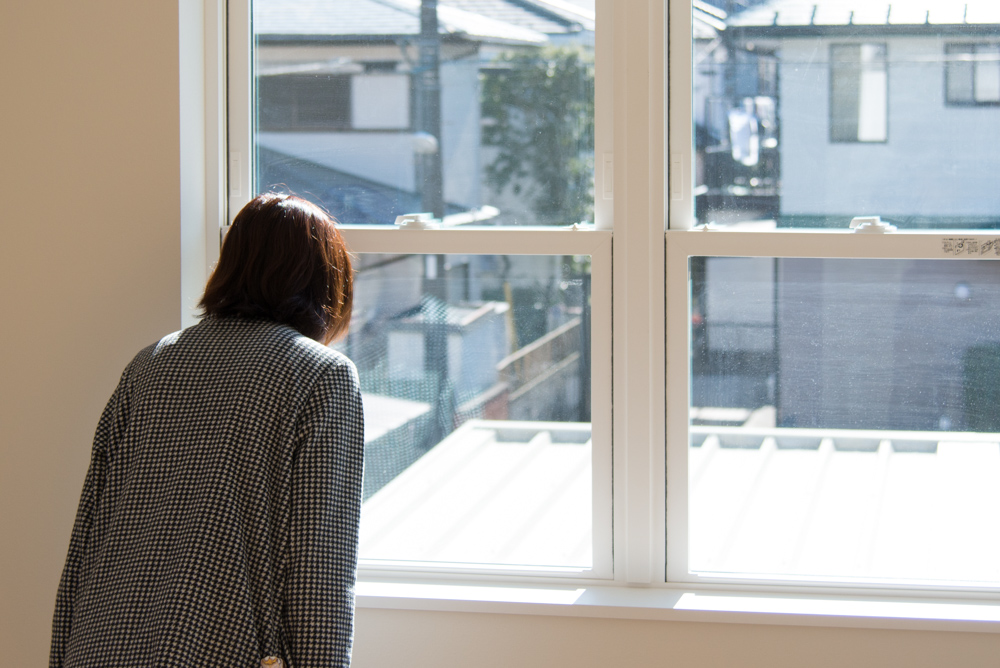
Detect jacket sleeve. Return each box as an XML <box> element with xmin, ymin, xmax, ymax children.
<box><xmin>283</xmin><ymin>361</ymin><xmax>365</xmax><ymax>668</ymax></box>
<box><xmin>50</xmin><ymin>366</ymin><xmax>132</xmax><ymax>668</ymax></box>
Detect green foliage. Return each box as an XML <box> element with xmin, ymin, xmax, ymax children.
<box><xmin>481</xmin><ymin>46</ymin><xmax>595</xmax><ymax>225</ymax></box>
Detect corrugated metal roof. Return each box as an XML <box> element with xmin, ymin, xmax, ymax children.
<box><xmin>255</xmin><ymin>0</ymin><xmax>548</xmax><ymax>45</ymax></box>
<box><xmin>690</xmin><ymin>425</ymin><xmax>1000</xmax><ymax>582</ymax></box>
<box><xmin>729</xmin><ymin>0</ymin><xmax>1000</xmax><ymax>29</ymax></box>
<box><xmin>359</xmin><ymin>415</ymin><xmax>1000</xmax><ymax>578</ymax></box>
<box><xmin>359</xmin><ymin>419</ymin><xmax>593</xmax><ymax>567</ymax></box>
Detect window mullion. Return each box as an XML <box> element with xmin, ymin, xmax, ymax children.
<box><xmin>612</xmin><ymin>0</ymin><xmax>666</xmax><ymax>586</ymax></box>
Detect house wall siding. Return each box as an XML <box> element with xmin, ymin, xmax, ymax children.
<box><xmin>780</xmin><ymin>36</ymin><xmax>1000</xmax><ymax>220</ymax></box>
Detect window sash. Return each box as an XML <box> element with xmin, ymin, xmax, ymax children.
<box><xmin>344</xmin><ymin>229</ymin><xmax>613</xmax><ymax>579</ymax></box>
<box><xmin>221</xmin><ymin>0</ymin><xmax>1000</xmax><ymax>596</ymax></box>
<box><xmin>666</xmin><ymin>229</ymin><xmax>1000</xmax><ymax>592</ymax></box>
<box><xmin>227</xmin><ymin>0</ymin><xmax>617</xmax><ymax>581</ymax></box>
<box><xmin>666</xmin><ymin>0</ymin><xmax>1000</xmax><ymax>592</ymax></box>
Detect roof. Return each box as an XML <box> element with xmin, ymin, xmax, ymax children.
<box><xmin>255</xmin><ymin>0</ymin><xmax>548</xmax><ymax>45</ymax></box>
<box><xmin>362</xmin><ymin>393</ymin><xmax>433</xmax><ymax>443</ymax></box>
<box><xmin>359</xmin><ymin>414</ymin><xmax>1000</xmax><ymax>578</ymax></box>
<box><xmin>442</xmin><ymin>0</ymin><xmax>594</xmax><ymax>34</ymax></box>
<box><xmin>390</xmin><ymin>298</ymin><xmax>509</xmax><ymax>329</ymax></box>
<box><xmin>695</xmin><ymin>0</ymin><xmax>728</xmax><ymax>39</ymax></box>
<box><xmin>257</xmin><ymin>147</ymin><xmax>468</xmax><ymax>225</ymax></box>
<box><xmin>359</xmin><ymin>419</ymin><xmax>593</xmax><ymax>567</ymax></box>
<box><xmin>728</xmin><ymin>0</ymin><xmax>1000</xmax><ymax>34</ymax></box>
<box><xmin>690</xmin><ymin>425</ymin><xmax>1000</xmax><ymax>582</ymax></box>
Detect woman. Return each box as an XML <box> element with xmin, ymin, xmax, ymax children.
<box><xmin>50</xmin><ymin>193</ymin><xmax>363</xmax><ymax>668</ymax></box>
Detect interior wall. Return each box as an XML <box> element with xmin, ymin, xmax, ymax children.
<box><xmin>0</xmin><ymin>2</ymin><xmax>181</xmax><ymax>665</ymax></box>
<box><xmin>2</xmin><ymin>2</ymin><xmax>1000</xmax><ymax>666</ymax></box>
<box><xmin>354</xmin><ymin>609</ymin><xmax>1000</xmax><ymax>668</ymax></box>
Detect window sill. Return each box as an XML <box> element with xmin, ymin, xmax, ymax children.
<box><xmin>356</xmin><ymin>580</ymin><xmax>1000</xmax><ymax>633</ymax></box>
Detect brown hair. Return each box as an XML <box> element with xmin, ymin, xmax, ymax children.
<box><xmin>199</xmin><ymin>193</ymin><xmax>353</xmax><ymax>344</ymax></box>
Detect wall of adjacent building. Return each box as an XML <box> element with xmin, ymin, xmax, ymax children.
<box><xmin>3</xmin><ymin>2</ymin><xmax>1000</xmax><ymax>665</ymax></box>
<box><xmin>780</xmin><ymin>36</ymin><xmax>1000</xmax><ymax>220</ymax></box>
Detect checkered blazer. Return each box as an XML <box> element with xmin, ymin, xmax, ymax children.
<box><xmin>50</xmin><ymin>315</ymin><xmax>365</xmax><ymax>667</ymax></box>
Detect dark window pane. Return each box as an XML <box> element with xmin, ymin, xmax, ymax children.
<box><xmin>258</xmin><ymin>74</ymin><xmax>352</xmax><ymax>130</ymax></box>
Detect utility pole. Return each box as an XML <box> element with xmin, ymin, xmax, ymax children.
<box><xmin>415</xmin><ymin>0</ymin><xmax>445</xmax><ymax>220</ymax></box>
<box><xmin>415</xmin><ymin>0</ymin><xmax>450</xmax><ymax>443</ymax></box>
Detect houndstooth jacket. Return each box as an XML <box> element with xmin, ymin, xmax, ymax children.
<box><xmin>50</xmin><ymin>315</ymin><xmax>365</xmax><ymax>668</ymax></box>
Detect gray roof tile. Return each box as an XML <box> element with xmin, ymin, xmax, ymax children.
<box><xmin>443</xmin><ymin>0</ymin><xmax>594</xmax><ymax>34</ymax></box>
<box><xmin>254</xmin><ymin>0</ymin><xmax>548</xmax><ymax>44</ymax></box>
<box><xmin>729</xmin><ymin>0</ymin><xmax>1000</xmax><ymax>28</ymax></box>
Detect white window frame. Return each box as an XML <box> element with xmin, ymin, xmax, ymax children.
<box><xmin>208</xmin><ymin>0</ymin><xmax>1000</xmax><ymax>608</ymax></box>
<box><xmin>222</xmin><ymin>0</ymin><xmax>645</xmax><ymax>584</ymax></box>
<box><xmin>667</xmin><ymin>0</ymin><xmax>1000</xmax><ymax>597</ymax></box>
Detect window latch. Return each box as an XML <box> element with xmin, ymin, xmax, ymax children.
<box><xmin>395</xmin><ymin>213</ymin><xmax>439</xmax><ymax>230</ymax></box>
<box><xmin>850</xmin><ymin>216</ymin><xmax>896</xmax><ymax>233</ymax></box>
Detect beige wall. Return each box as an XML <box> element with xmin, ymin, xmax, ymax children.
<box><xmin>354</xmin><ymin>609</ymin><xmax>1000</xmax><ymax>668</ymax></box>
<box><xmin>2</xmin><ymin>2</ymin><xmax>999</xmax><ymax>666</ymax></box>
<box><xmin>0</xmin><ymin>2</ymin><xmax>181</xmax><ymax>664</ymax></box>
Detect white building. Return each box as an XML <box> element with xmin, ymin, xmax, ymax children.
<box><xmin>254</xmin><ymin>0</ymin><xmax>594</xmax><ymax>224</ymax></box>
<box><xmin>727</xmin><ymin>0</ymin><xmax>1000</xmax><ymax>225</ymax></box>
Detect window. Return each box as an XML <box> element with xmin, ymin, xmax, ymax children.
<box><xmin>676</xmin><ymin>0</ymin><xmax>1000</xmax><ymax>591</ymax></box>
<box><xmin>226</xmin><ymin>0</ymin><xmax>1000</xmax><ymax>599</ymax></box>
<box><xmin>947</xmin><ymin>43</ymin><xmax>1000</xmax><ymax>105</ymax></box>
<box><xmin>231</xmin><ymin>0</ymin><xmax>610</xmax><ymax>578</ymax></box>
<box><xmin>830</xmin><ymin>44</ymin><xmax>887</xmax><ymax>143</ymax></box>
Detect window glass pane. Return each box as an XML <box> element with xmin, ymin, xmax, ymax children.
<box><xmin>340</xmin><ymin>253</ymin><xmax>593</xmax><ymax>568</ymax></box>
<box><xmin>694</xmin><ymin>2</ymin><xmax>1000</xmax><ymax>230</ymax></box>
<box><xmin>946</xmin><ymin>44</ymin><xmax>975</xmax><ymax>104</ymax></box>
<box><xmin>690</xmin><ymin>256</ymin><xmax>1000</xmax><ymax>584</ymax></box>
<box><xmin>974</xmin><ymin>45</ymin><xmax>1000</xmax><ymax>103</ymax></box>
<box><xmin>252</xmin><ymin>0</ymin><xmax>595</xmax><ymax>226</ymax></box>
<box><xmin>829</xmin><ymin>45</ymin><xmax>860</xmax><ymax>142</ymax></box>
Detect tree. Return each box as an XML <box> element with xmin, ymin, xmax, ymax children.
<box><xmin>481</xmin><ymin>46</ymin><xmax>595</xmax><ymax>225</ymax></box>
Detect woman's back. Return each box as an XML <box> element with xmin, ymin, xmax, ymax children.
<box><xmin>52</xmin><ymin>315</ymin><xmax>364</xmax><ymax>667</ymax></box>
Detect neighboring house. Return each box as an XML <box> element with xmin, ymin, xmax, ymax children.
<box><xmin>256</xmin><ymin>1</ymin><xmax>595</xmax><ymax>482</ymax></box>
<box><xmin>254</xmin><ymin>0</ymin><xmax>548</xmax><ymax>222</ymax></box>
<box><xmin>694</xmin><ymin>2</ymin><xmax>1000</xmax><ymax>434</ymax></box>
<box><xmin>445</xmin><ymin>0</ymin><xmax>594</xmax><ymax>48</ymax></box>
<box><xmin>726</xmin><ymin>0</ymin><xmax>1000</xmax><ymax>226</ymax></box>
<box><xmin>254</xmin><ymin>0</ymin><xmax>594</xmax><ymax>225</ymax></box>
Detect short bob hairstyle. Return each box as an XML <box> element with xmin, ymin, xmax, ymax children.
<box><xmin>200</xmin><ymin>193</ymin><xmax>353</xmax><ymax>344</ymax></box>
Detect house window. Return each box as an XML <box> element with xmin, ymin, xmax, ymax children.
<box><xmin>351</xmin><ymin>73</ymin><xmax>410</xmax><ymax>130</ymax></box>
<box><xmin>946</xmin><ymin>44</ymin><xmax>1000</xmax><ymax>105</ymax></box>
<box><xmin>257</xmin><ymin>74</ymin><xmax>352</xmax><ymax>130</ymax></box>
<box><xmin>830</xmin><ymin>44</ymin><xmax>887</xmax><ymax>143</ymax></box>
